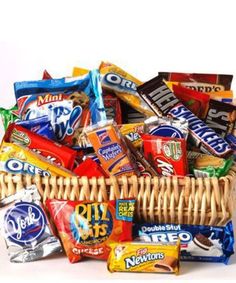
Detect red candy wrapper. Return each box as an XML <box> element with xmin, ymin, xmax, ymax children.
<box><xmin>42</xmin><ymin>70</ymin><xmax>52</xmax><ymax>80</ymax></box>
<box><xmin>46</xmin><ymin>198</ymin><xmax>135</xmax><ymax>263</ymax></box>
<box><xmin>159</xmin><ymin>72</ymin><xmax>233</xmax><ymax>91</ymax></box>
<box><xmin>172</xmin><ymin>84</ymin><xmax>210</xmax><ymax>119</ymax></box>
<box><xmin>73</xmin><ymin>158</ymin><xmax>107</xmax><ymax>177</ymax></box>
<box><xmin>141</xmin><ymin>134</ymin><xmax>188</xmax><ymax>176</ymax></box>
<box><xmin>5</xmin><ymin>123</ymin><xmax>77</xmax><ymax>170</ymax></box>
<box><xmin>103</xmin><ymin>90</ymin><xmax>122</xmax><ymax>124</ymax></box>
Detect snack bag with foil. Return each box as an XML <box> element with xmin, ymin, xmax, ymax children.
<box><xmin>137</xmin><ymin>75</ymin><xmax>232</xmax><ymax>158</ymax></box>
<box><xmin>133</xmin><ymin>222</ymin><xmax>234</xmax><ymax>264</ymax></box>
<box><xmin>85</xmin><ymin>121</ymin><xmax>137</xmax><ymax>177</ymax></box>
<box><xmin>0</xmin><ymin>105</ymin><xmax>19</xmax><ymax>130</ymax></box>
<box><xmin>99</xmin><ymin>61</ymin><xmax>154</xmax><ymax>116</ymax></box>
<box><xmin>187</xmin><ymin>151</ymin><xmax>233</xmax><ymax>178</ymax></box>
<box><xmin>5</xmin><ymin>123</ymin><xmax>77</xmax><ymax>170</ymax></box>
<box><xmin>107</xmin><ymin>241</ymin><xmax>180</xmax><ymax>274</ymax></box>
<box><xmin>0</xmin><ymin>186</ymin><xmax>62</xmax><ymax>263</ymax></box>
<box><xmin>144</xmin><ymin>116</ymin><xmax>188</xmax><ymax>140</ymax></box>
<box><xmin>46</xmin><ymin>198</ymin><xmax>135</xmax><ymax>263</ymax></box>
<box><xmin>141</xmin><ymin>134</ymin><xmax>188</xmax><ymax>177</ymax></box>
<box><xmin>159</xmin><ymin>72</ymin><xmax>233</xmax><ymax>92</ymax></box>
<box><xmin>14</xmin><ymin>70</ymin><xmax>106</xmax><ymax>147</ymax></box>
<box><xmin>0</xmin><ymin>141</ymin><xmax>75</xmax><ymax>177</ymax></box>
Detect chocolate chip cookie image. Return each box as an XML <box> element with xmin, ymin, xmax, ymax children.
<box><xmin>68</xmin><ymin>91</ymin><xmax>90</xmax><ymax>109</ymax></box>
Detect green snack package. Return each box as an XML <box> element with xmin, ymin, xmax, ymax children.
<box><xmin>188</xmin><ymin>151</ymin><xmax>234</xmax><ymax>178</ymax></box>
<box><xmin>0</xmin><ymin>105</ymin><xmax>18</xmax><ymax>130</ymax></box>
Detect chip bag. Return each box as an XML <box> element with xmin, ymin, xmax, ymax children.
<box><xmin>46</xmin><ymin>198</ymin><xmax>135</xmax><ymax>263</ymax></box>
<box><xmin>14</xmin><ymin>70</ymin><xmax>106</xmax><ymax>147</ymax></box>
<box><xmin>0</xmin><ymin>105</ymin><xmax>19</xmax><ymax>130</ymax></box>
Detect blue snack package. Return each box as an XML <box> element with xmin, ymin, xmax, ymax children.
<box><xmin>17</xmin><ymin>115</ymin><xmax>56</xmax><ymax>140</ymax></box>
<box><xmin>14</xmin><ymin>70</ymin><xmax>106</xmax><ymax>147</ymax></box>
<box><xmin>133</xmin><ymin>222</ymin><xmax>234</xmax><ymax>264</ymax></box>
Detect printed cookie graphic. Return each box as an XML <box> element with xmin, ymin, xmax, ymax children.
<box><xmin>193</xmin><ymin>233</ymin><xmax>213</xmax><ymax>251</ymax></box>
<box><xmin>68</xmin><ymin>91</ymin><xmax>90</xmax><ymax>109</ymax></box>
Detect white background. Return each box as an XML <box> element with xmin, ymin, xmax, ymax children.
<box><xmin>0</xmin><ymin>0</ymin><xmax>236</xmax><ymax>282</ymax></box>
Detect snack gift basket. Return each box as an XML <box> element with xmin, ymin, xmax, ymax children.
<box><xmin>0</xmin><ymin>168</ymin><xmax>235</xmax><ymax>225</ymax></box>
<box><xmin>0</xmin><ymin>63</ymin><xmax>236</xmax><ymax>272</ymax></box>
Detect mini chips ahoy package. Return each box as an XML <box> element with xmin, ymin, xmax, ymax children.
<box><xmin>14</xmin><ymin>70</ymin><xmax>106</xmax><ymax>147</ymax></box>
<box><xmin>46</xmin><ymin>198</ymin><xmax>135</xmax><ymax>263</ymax></box>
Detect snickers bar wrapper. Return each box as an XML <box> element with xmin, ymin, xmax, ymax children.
<box><xmin>137</xmin><ymin>75</ymin><xmax>232</xmax><ymax>158</ymax></box>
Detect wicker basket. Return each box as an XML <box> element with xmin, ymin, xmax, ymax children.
<box><xmin>0</xmin><ymin>167</ymin><xmax>236</xmax><ymax>226</ymax></box>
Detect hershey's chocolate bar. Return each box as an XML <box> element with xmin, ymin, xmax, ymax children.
<box><xmin>137</xmin><ymin>76</ymin><xmax>179</xmax><ymax>116</ymax></box>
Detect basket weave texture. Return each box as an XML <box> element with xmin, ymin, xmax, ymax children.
<box><xmin>0</xmin><ymin>167</ymin><xmax>236</xmax><ymax>226</ymax></box>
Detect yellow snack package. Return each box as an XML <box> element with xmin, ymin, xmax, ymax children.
<box><xmin>118</xmin><ymin>123</ymin><xmax>144</xmax><ymax>148</ymax></box>
<box><xmin>72</xmin><ymin>67</ymin><xmax>89</xmax><ymax>76</ymax></box>
<box><xmin>107</xmin><ymin>241</ymin><xmax>180</xmax><ymax>274</ymax></box>
<box><xmin>0</xmin><ymin>141</ymin><xmax>75</xmax><ymax>177</ymax></box>
<box><xmin>99</xmin><ymin>62</ymin><xmax>154</xmax><ymax>116</ymax></box>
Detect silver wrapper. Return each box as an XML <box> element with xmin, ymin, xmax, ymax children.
<box><xmin>0</xmin><ymin>186</ymin><xmax>62</xmax><ymax>263</ymax></box>
<box><xmin>144</xmin><ymin>116</ymin><xmax>189</xmax><ymax>139</ymax></box>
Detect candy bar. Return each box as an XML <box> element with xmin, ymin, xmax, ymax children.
<box><xmin>144</xmin><ymin>116</ymin><xmax>188</xmax><ymax>139</ymax></box>
<box><xmin>5</xmin><ymin>123</ymin><xmax>77</xmax><ymax>170</ymax></box>
<box><xmin>46</xmin><ymin>198</ymin><xmax>135</xmax><ymax>263</ymax></box>
<box><xmin>0</xmin><ymin>186</ymin><xmax>62</xmax><ymax>262</ymax></box>
<box><xmin>137</xmin><ymin>76</ymin><xmax>232</xmax><ymax>158</ymax></box>
<box><xmin>204</xmin><ymin>99</ymin><xmax>236</xmax><ymax>138</ymax></box>
<box><xmin>159</xmin><ymin>72</ymin><xmax>233</xmax><ymax>91</ymax></box>
<box><xmin>124</xmin><ymin>137</ymin><xmax>158</xmax><ymax>177</ymax></box>
<box><xmin>172</xmin><ymin>84</ymin><xmax>210</xmax><ymax>119</ymax></box>
<box><xmin>141</xmin><ymin>134</ymin><xmax>188</xmax><ymax>176</ymax></box>
<box><xmin>107</xmin><ymin>241</ymin><xmax>180</xmax><ymax>274</ymax></box>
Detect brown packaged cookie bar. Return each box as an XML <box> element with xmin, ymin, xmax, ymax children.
<box><xmin>108</xmin><ymin>241</ymin><xmax>180</xmax><ymax>274</ymax></box>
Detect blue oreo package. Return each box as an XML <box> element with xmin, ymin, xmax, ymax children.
<box><xmin>133</xmin><ymin>222</ymin><xmax>234</xmax><ymax>264</ymax></box>
<box><xmin>14</xmin><ymin>70</ymin><xmax>106</xmax><ymax>147</ymax></box>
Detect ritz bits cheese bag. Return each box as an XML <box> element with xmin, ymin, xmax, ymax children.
<box><xmin>99</xmin><ymin>62</ymin><xmax>154</xmax><ymax>116</ymax></box>
<box><xmin>14</xmin><ymin>70</ymin><xmax>106</xmax><ymax>147</ymax></box>
<box><xmin>85</xmin><ymin>121</ymin><xmax>137</xmax><ymax>177</ymax></box>
<box><xmin>46</xmin><ymin>199</ymin><xmax>135</xmax><ymax>263</ymax></box>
